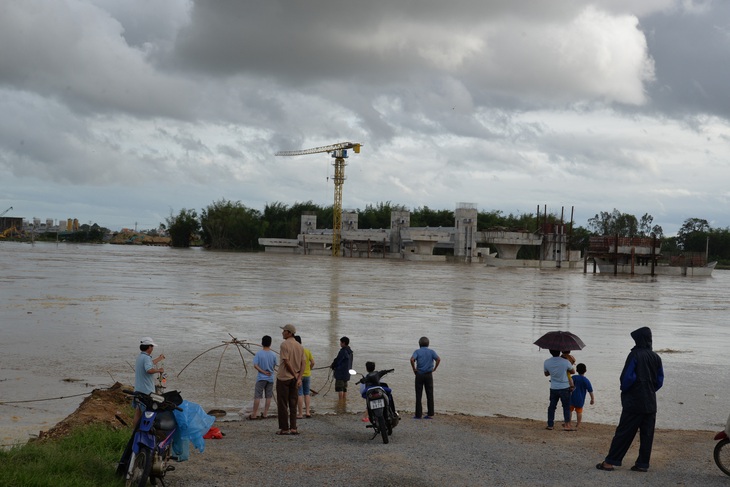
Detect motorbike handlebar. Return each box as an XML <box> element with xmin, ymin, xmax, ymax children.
<box><xmin>123</xmin><ymin>389</ymin><xmax>163</xmax><ymax>401</ymax></box>
<box><xmin>356</xmin><ymin>368</ymin><xmax>395</xmax><ymax>385</ymax></box>
<box><xmin>123</xmin><ymin>389</ymin><xmax>181</xmax><ymax>411</ymax></box>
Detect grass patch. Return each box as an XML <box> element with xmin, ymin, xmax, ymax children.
<box><xmin>0</xmin><ymin>424</ymin><xmax>130</xmax><ymax>487</ymax></box>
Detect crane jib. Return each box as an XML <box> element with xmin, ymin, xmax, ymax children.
<box><xmin>275</xmin><ymin>142</ymin><xmax>361</xmax><ymax>157</ymax></box>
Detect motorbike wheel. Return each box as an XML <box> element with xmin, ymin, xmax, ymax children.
<box><xmin>377</xmin><ymin>415</ymin><xmax>389</xmax><ymax>444</ymax></box>
<box><xmin>126</xmin><ymin>445</ymin><xmax>153</xmax><ymax>487</ymax></box>
<box><xmin>714</xmin><ymin>438</ymin><xmax>730</xmax><ymax>476</ymax></box>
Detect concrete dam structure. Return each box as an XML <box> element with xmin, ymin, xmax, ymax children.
<box><xmin>258</xmin><ymin>203</ymin><xmax>582</xmax><ymax>268</ymax></box>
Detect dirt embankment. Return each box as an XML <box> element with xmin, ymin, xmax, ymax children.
<box><xmin>36</xmin><ymin>382</ymin><xmax>133</xmax><ymax>441</ymax></box>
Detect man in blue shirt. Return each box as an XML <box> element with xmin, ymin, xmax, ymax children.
<box><xmin>544</xmin><ymin>349</ymin><xmax>575</xmax><ymax>431</ymax></box>
<box><xmin>118</xmin><ymin>337</ymin><xmax>166</xmax><ymax>476</ymax></box>
<box><xmin>133</xmin><ymin>336</ymin><xmax>165</xmax><ymax>425</ymax></box>
<box><xmin>410</xmin><ymin>336</ymin><xmax>440</xmax><ymax>419</ymax></box>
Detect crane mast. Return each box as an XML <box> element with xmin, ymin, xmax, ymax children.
<box><xmin>275</xmin><ymin>142</ymin><xmax>361</xmax><ymax>256</ymax></box>
<box><xmin>0</xmin><ymin>206</ymin><xmax>12</xmax><ymax>217</ymax></box>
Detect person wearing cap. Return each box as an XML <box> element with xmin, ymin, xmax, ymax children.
<box><xmin>133</xmin><ymin>336</ymin><xmax>166</xmax><ymax>426</ymax></box>
<box><xmin>276</xmin><ymin>324</ymin><xmax>306</xmax><ymax>435</ymax></box>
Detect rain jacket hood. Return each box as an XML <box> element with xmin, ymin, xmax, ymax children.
<box><xmin>631</xmin><ymin>326</ymin><xmax>653</xmax><ymax>350</ymax></box>
<box><xmin>620</xmin><ymin>327</ymin><xmax>664</xmax><ymax>413</ymax></box>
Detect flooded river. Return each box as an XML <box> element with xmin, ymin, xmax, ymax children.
<box><xmin>2</xmin><ymin>241</ymin><xmax>729</xmax><ymax>445</ymax></box>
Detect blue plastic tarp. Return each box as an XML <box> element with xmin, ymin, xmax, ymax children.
<box><xmin>172</xmin><ymin>399</ymin><xmax>216</xmax><ymax>457</ymax></box>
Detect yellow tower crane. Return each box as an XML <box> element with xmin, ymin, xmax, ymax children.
<box><xmin>275</xmin><ymin>141</ymin><xmax>362</xmax><ymax>256</ymax></box>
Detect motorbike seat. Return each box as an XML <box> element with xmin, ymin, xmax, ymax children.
<box><xmin>154</xmin><ymin>410</ymin><xmax>177</xmax><ymax>431</ymax></box>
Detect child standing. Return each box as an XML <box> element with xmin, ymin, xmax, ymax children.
<box><xmin>294</xmin><ymin>335</ymin><xmax>315</xmax><ymax>419</ymax></box>
<box><xmin>249</xmin><ymin>335</ymin><xmax>277</xmax><ymax>420</ymax></box>
<box><xmin>569</xmin><ymin>363</ymin><xmax>595</xmax><ymax>429</ymax></box>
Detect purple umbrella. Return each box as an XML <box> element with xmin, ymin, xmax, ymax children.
<box><xmin>534</xmin><ymin>331</ymin><xmax>586</xmax><ymax>351</ymax></box>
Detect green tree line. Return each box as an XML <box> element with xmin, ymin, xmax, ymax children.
<box><xmin>164</xmin><ymin>201</ymin><xmax>730</xmax><ymax>266</ymax></box>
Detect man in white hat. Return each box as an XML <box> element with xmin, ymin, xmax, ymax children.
<box><xmin>133</xmin><ymin>336</ymin><xmax>166</xmax><ymax>425</ymax></box>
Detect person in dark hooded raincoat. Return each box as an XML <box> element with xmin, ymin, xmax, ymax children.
<box><xmin>597</xmin><ymin>326</ymin><xmax>664</xmax><ymax>472</ymax></box>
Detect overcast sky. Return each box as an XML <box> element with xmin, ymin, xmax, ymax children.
<box><xmin>2</xmin><ymin>0</ymin><xmax>729</xmax><ymax>235</ymax></box>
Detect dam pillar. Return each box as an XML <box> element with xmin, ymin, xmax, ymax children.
<box><xmin>390</xmin><ymin>210</ymin><xmax>410</xmax><ymax>255</ymax></box>
<box><xmin>454</xmin><ymin>203</ymin><xmax>478</xmax><ymax>261</ymax></box>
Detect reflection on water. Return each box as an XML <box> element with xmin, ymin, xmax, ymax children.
<box><xmin>2</xmin><ymin>241</ymin><xmax>730</xmax><ymax>445</ymax></box>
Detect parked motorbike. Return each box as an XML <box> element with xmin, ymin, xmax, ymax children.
<box><xmin>354</xmin><ymin>368</ymin><xmax>399</xmax><ymax>444</ymax></box>
<box><xmin>713</xmin><ymin>418</ymin><xmax>730</xmax><ymax>476</ymax></box>
<box><xmin>118</xmin><ymin>389</ymin><xmax>183</xmax><ymax>487</ymax></box>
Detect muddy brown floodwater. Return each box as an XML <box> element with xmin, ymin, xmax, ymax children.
<box><xmin>2</xmin><ymin>241</ymin><xmax>730</xmax><ymax>446</ymax></box>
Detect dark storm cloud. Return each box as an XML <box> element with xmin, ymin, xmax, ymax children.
<box><xmin>172</xmin><ymin>1</ymin><xmax>569</xmax><ymax>79</ymax></box>
<box><xmin>171</xmin><ymin>1</ymin><xmax>653</xmax><ymax>105</ymax></box>
<box><xmin>1</xmin><ymin>0</ymin><xmax>729</xmax><ymax>235</ymax></box>
<box><xmin>642</xmin><ymin>3</ymin><xmax>730</xmax><ymax>118</ymax></box>
<box><xmin>0</xmin><ymin>1</ymin><xmax>195</xmax><ymax>120</ymax></box>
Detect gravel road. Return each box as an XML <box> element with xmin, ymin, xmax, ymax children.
<box><xmin>169</xmin><ymin>412</ymin><xmax>727</xmax><ymax>487</ymax></box>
